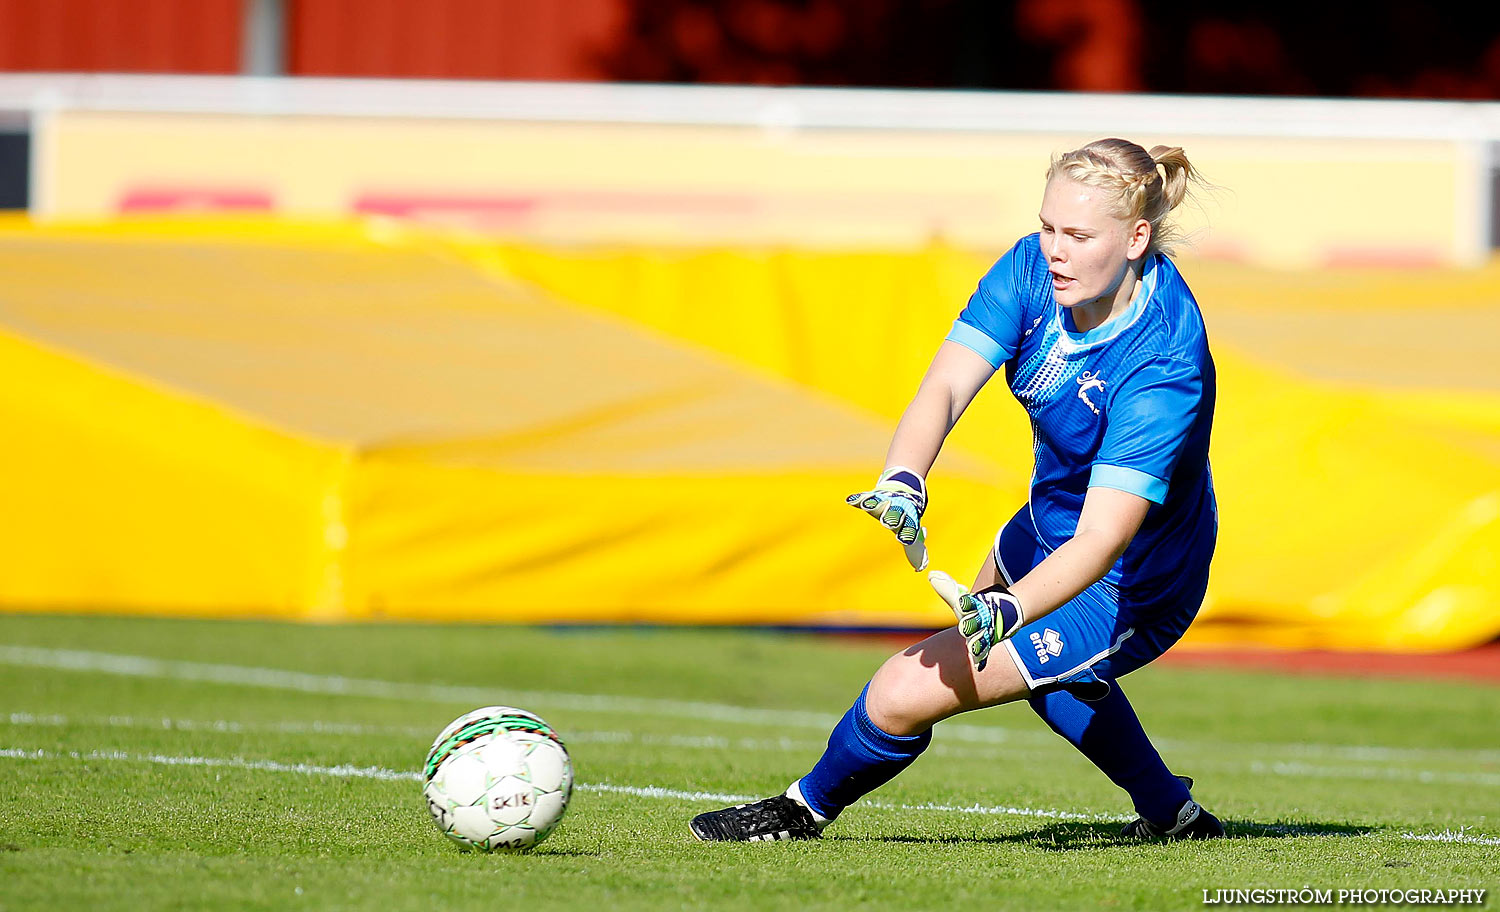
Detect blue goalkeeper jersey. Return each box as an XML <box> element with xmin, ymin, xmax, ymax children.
<box><xmin>946</xmin><ymin>233</ymin><xmax>1217</xmax><ymax>601</ymax></box>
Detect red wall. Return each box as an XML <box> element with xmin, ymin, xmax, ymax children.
<box><xmin>0</xmin><ymin>0</ymin><xmax>241</xmax><ymax>73</ymax></box>
<box><xmin>0</xmin><ymin>0</ymin><xmax>625</xmax><ymax>79</ymax></box>
<box><xmin>288</xmin><ymin>0</ymin><xmax>623</xmax><ymax>80</ymax></box>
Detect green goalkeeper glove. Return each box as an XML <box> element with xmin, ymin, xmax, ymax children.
<box><xmin>928</xmin><ymin>571</ymin><xmax>1025</xmax><ymax>672</ymax></box>
<box><xmin>846</xmin><ymin>467</ymin><xmax>928</xmax><ymax>570</ymax></box>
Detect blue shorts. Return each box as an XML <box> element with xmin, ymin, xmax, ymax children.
<box><xmin>991</xmin><ymin>507</ymin><xmax>1211</xmax><ymax>701</ymax></box>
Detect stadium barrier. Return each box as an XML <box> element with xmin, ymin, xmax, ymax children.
<box><xmin>0</xmin><ymin>215</ymin><xmax>1496</xmax><ymax>651</ymax></box>
<box><xmin>2</xmin><ymin>75</ymin><xmax>1499</xmax><ymax>267</ymax></box>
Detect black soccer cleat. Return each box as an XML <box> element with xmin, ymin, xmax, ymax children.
<box><xmin>689</xmin><ymin>795</ymin><xmax>822</xmax><ymax>842</ymax></box>
<box><xmin>1120</xmin><ymin>802</ymin><xmax>1224</xmax><ymax>840</ymax></box>
<box><xmin>1120</xmin><ymin>776</ymin><xmax>1225</xmax><ymax>841</ymax></box>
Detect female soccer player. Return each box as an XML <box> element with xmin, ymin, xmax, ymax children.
<box><xmin>690</xmin><ymin>138</ymin><xmax>1224</xmax><ymax>842</ymax></box>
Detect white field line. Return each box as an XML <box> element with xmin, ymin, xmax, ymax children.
<box><xmin>4</xmin><ymin>744</ymin><xmax>1498</xmax><ymax>846</ymax></box>
<box><xmin>580</xmin><ymin>783</ymin><xmax>1109</xmax><ymax>824</ymax></box>
<box><xmin>4</xmin><ymin>644</ymin><xmax>1498</xmax><ymax>765</ymax></box>
<box><xmin>1249</xmin><ymin>761</ymin><xmax>1500</xmax><ymax>789</ymax></box>
<box><xmin>0</xmin><ymin>644</ymin><xmax>841</xmax><ymax>727</ymax></box>
<box><xmin>5</xmin><ymin>711</ymin><xmax>434</xmax><ymax>739</ymax></box>
<box><xmin>5</xmin><ymin>711</ymin><xmax>1497</xmax><ymax>790</ymax></box>
<box><xmin>0</xmin><ymin>645</ymin><xmax>1036</xmax><ymax>746</ymax></box>
<box><xmin>0</xmin><ymin>746</ymin><xmax>421</xmax><ymax>782</ymax></box>
<box><xmin>0</xmin><ymin>711</ymin><xmax>1049</xmax><ymax>762</ymax></box>
<box><xmin>1171</xmin><ymin>739</ymin><xmax>1500</xmax><ymax>766</ymax></box>
<box><xmin>1401</xmin><ymin>829</ymin><xmax>1500</xmax><ymax>846</ymax></box>
<box><xmin>0</xmin><ymin>745</ymin><xmax>1112</xmax><ymax>821</ymax></box>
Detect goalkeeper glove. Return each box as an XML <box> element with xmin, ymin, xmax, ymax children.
<box><xmin>846</xmin><ymin>467</ymin><xmax>928</xmax><ymax>570</ymax></box>
<box><xmin>928</xmin><ymin>571</ymin><xmax>1025</xmax><ymax>672</ymax></box>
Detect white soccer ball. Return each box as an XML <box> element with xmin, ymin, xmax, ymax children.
<box><xmin>423</xmin><ymin>706</ymin><xmax>573</xmax><ymax>852</ymax></box>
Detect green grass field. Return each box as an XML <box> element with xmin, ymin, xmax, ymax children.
<box><xmin>1</xmin><ymin>614</ymin><xmax>1496</xmax><ymax>911</ymax></box>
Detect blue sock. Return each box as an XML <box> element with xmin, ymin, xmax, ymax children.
<box><xmin>795</xmin><ymin>683</ymin><xmax>931</xmax><ymax>821</ymax></box>
<box><xmin>1029</xmin><ymin>685</ymin><xmax>1191</xmax><ymax>827</ymax></box>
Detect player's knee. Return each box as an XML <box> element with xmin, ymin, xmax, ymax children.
<box><xmin>866</xmin><ymin>653</ymin><xmax>937</xmax><ymax>736</ymax></box>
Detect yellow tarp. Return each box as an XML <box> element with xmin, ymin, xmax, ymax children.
<box><xmin>1</xmin><ymin>216</ymin><xmax>1496</xmax><ymax>649</ymax></box>
<box><xmin>0</xmin><ymin>217</ymin><xmax>1003</xmax><ymax>627</ymax></box>
<box><xmin>474</xmin><ymin>239</ymin><xmax>1500</xmax><ymax>651</ymax></box>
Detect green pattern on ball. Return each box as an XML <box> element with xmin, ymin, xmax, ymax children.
<box><xmin>423</xmin><ymin>712</ymin><xmax>563</xmax><ymax>781</ymax></box>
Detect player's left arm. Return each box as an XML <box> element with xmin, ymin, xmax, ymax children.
<box><xmin>1005</xmin><ymin>486</ymin><xmax>1151</xmax><ymax>622</ymax></box>
<box><xmin>1007</xmin><ymin>355</ymin><xmax>1203</xmax><ymax>621</ymax></box>
<box><xmin>931</xmin><ymin>486</ymin><xmax>1149</xmax><ymax>670</ymax></box>
<box><xmin>933</xmin><ymin>354</ymin><xmax>1201</xmax><ymax>669</ymax></box>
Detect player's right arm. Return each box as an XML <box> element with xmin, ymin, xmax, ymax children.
<box><xmin>882</xmin><ymin>340</ymin><xmax>996</xmax><ymax>476</ymax></box>
<box><xmin>846</xmin><ymin>342</ymin><xmax>995</xmax><ymax>568</ymax></box>
<box><xmin>848</xmin><ymin>239</ymin><xmax>1033</xmax><ymax>568</ymax></box>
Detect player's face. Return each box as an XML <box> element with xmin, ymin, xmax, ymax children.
<box><xmin>1037</xmin><ymin>177</ymin><xmax>1147</xmax><ymax>313</ymax></box>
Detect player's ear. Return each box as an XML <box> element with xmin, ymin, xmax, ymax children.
<box><xmin>1126</xmin><ymin>217</ymin><xmax>1151</xmax><ymax>260</ymax></box>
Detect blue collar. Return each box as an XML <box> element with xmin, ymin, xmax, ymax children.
<box><xmin>1056</xmin><ymin>256</ymin><xmax>1159</xmax><ymax>348</ymax></box>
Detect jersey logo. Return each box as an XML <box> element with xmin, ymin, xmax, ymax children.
<box><xmin>1030</xmin><ymin>628</ymin><xmax>1064</xmax><ymax>664</ymax></box>
<box><xmin>1076</xmin><ymin>371</ymin><xmax>1106</xmax><ymax>415</ymax></box>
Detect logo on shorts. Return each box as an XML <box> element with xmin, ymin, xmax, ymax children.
<box><xmin>1076</xmin><ymin>371</ymin><xmax>1105</xmax><ymax>415</ymax></box>
<box><xmin>1030</xmin><ymin>628</ymin><xmax>1064</xmax><ymax>664</ymax></box>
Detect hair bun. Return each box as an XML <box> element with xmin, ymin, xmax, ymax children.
<box><xmin>1049</xmin><ymin>139</ymin><xmax>1206</xmax><ymax>257</ymax></box>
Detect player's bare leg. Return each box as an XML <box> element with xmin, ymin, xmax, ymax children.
<box><xmin>865</xmin><ymin>556</ymin><xmax>1030</xmax><ymax>737</ymax></box>
<box><xmin>689</xmin><ymin>553</ymin><xmax>1011</xmax><ymax>843</ymax></box>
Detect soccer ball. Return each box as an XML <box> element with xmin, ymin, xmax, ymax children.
<box><xmin>423</xmin><ymin>706</ymin><xmax>573</xmax><ymax>852</ymax></box>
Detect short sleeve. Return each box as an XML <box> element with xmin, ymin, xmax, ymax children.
<box><xmin>1090</xmin><ymin>357</ymin><xmax>1203</xmax><ymax>504</ymax></box>
<box><xmin>945</xmin><ymin>239</ymin><xmax>1030</xmax><ymax>369</ymax></box>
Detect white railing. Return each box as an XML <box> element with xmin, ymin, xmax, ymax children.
<box><xmin>2</xmin><ymin>73</ymin><xmax>1500</xmax><ymax>141</ymax></box>
<box><xmin>2</xmin><ymin>74</ymin><xmax>1495</xmax><ymax>262</ymax></box>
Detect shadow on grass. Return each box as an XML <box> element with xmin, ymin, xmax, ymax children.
<box><xmin>451</xmin><ymin>847</ymin><xmax>603</xmax><ymax>859</ymax></box>
<box><xmin>831</xmin><ymin>820</ymin><xmax>1374</xmax><ymax>850</ymax></box>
